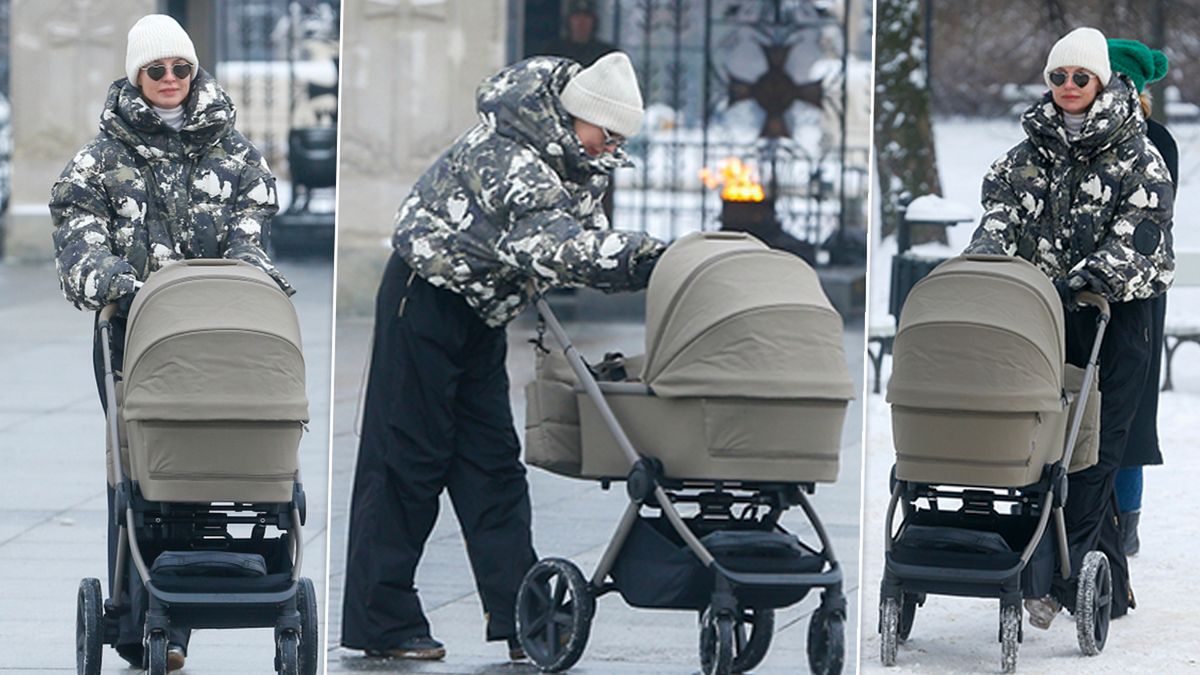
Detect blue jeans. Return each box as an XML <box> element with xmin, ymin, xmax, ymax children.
<box><xmin>1115</xmin><ymin>466</ymin><xmax>1143</xmax><ymax>513</ymax></box>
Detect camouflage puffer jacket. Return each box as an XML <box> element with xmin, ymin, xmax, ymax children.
<box><xmin>965</xmin><ymin>74</ymin><xmax>1174</xmax><ymax>302</ymax></box>
<box><xmin>392</xmin><ymin>56</ymin><xmax>665</xmax><ymax>327</ymax></box>
<box><xmin>51</xmin><ymin>70</ymin><xmax>293</xmax><ymax>311</ymax></box>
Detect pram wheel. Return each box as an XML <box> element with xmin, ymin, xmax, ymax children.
<box><xmin>1075</xmin><ymin>550</ymin><xmax>1112</xmax><ymax>656</ymax></box>
<box><xmin>145</xmin><ymin>632</ymin><xmax>168</xmax><ymax>675</ymax></box>
<box><xmin>999</xmin><ymin>604</ymin><xmax>1020</xmax><ymax>673</ymax></box>
<box><xmin>879</xmin><ymin>596</ymin><xmax>899</xmax><ymax>666</ymax></box>
<box><xmin>807</xmin><ymin>605</ymin><xmax>844</xmax><ymax>674</ymax></box>
<box><xmin>75</xmin><ymin>578</ymin><xmax>103</xmax><ymax>675</ymax></box>
<box><xmin>277</xmin><ymin>632</ymin><xmax>300</xmax><ymax>674</ymax></box>
<box><xmin>699</xmin><ymin>607</ymin><xmax>733</xmax><ymax>675</ymax></box>
<box><xmin>516</xmin><ymin>558</ymin><xmax>594</xmax><ymax>672</ymax></box>
<box><xmin>730</xmin><ymin>607</ymin><xmax>773</xmax><ymax>673</ymax></box>
<box><xmin>297</xmin><ymin>577</ymin><xmax>319</xmax><ymax>675</ymax></box>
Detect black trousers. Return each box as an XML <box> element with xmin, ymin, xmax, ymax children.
<box><xmin>93</xmin><ymin>314</ymin><xmax>191</xmax><ymax>659</ymax></box>
<box><xmin>341</xmin><ymin>254</ymin><xmax>538</xmax><ymax>649</ymax></box>
<box><xmin>1053</xmin><ymin>299</ymin><xmax>1152</xmax><ymax>618</ymax></box>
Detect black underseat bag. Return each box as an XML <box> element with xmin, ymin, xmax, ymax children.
<box><xmin>151</xmin><ymin>551</ymin><xmax>269</xmax><ymax>578</ymax></box>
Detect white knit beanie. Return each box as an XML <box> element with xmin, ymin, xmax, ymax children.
<box><xmin>560</xmin><ymin>52</ymin><xmax>644</xmax><ymax>138</ymax></box>
<box><xmin>1044</xmin><ymin>27</ymin><xmax>1111</xmax><ymax>89</ymax></box>
<box><xmin>125</xmin><ymin>15</ymin><xmax>198</xmax><ymax>85</ymax></box>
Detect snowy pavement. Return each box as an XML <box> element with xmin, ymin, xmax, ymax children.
<box><xmin>0</xmin><ymin>259</ymin><xmax>333</xmax><ymax>673</ymax></box>
<box><xmin>324</xmin><ymin>297</ymin><xmax>865</xmax><ymax>674</ymax></box>
<box><xmin>858</xmin><ymin>117</ymin><xmax>1200</xmax><ymax>672</ymax></box>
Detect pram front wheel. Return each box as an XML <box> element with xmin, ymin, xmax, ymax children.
<box><xmin>807</xmin><ymin>605</ymin><xmax>845</xmax><ymax>674</ymax></box>
<box><xmin>879</xmin><ymin>596</ymin><xmax>900</xmax><ymax>667</ymax></box>
<box><xmin>999</xmin><ymin>604</ymin><xmax>1020</xmax><ymax>674</ymax></box>
<box><xmin>730</xmin><ymin>607</ymin><xmax>773</xmax><ymax>673</ymax></box>
<box><xmin>516</xmin><ymin>558</ymin><xmax>594</xmax><ymax>672</ymax></box>
<box><xmin>145</xmin><ymin>632</ymin><xmax>168</xmax><ymax>675</ymax></box>
<box><xmin>75</xmin><ymin>578</ymin><xmax>103</xmax><ymax>675</ymax></box>
<box><xmin>1075</xmin><ymin>550</ymin><xmax>1112</xmax><ymax>656</ymax></box>
<box><xmin>698</xmin><ymin>607</ymin><xmax>733</xmax><ymax>675</ymax></box>
<box><xmin>277</xmin><ymin>632</ymin><xmax>300</xmax><ymax>674</ymax></box>
<box><xmin>297</xmin><ymin>577</ymin><xmax>319</xmax><ymax>675</ymax></box>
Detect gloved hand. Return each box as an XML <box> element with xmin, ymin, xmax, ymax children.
<box><xmin>1054</xmin><ymin>278</ymin><xmax>1079</xmax><ymax>311</ymax></box>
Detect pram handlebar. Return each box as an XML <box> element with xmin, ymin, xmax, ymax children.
<box><xmin>98</xmin><ymin>301</ymin><xmax>118</xmax><ymax>326</ymax></box>
<box><xmin>1075</xmin><ymin>291</ymin><xmax>1110</xmax><ymax>319</ymax></box>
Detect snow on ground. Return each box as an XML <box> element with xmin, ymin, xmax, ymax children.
<box><xmin>859</xmin><ymin>118</ymin><xmax>1200</xmax><ymax>672</ymax></box>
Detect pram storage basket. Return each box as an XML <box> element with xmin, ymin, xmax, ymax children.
<box><xmin>525</xmin><ymin>232</ymin><xmax>855</xmax><ymax>483</ymax></box>
<box><xmin>121</xmin><ymin>260</ymin><xmax>308</xmax><ymax>503</ymax></box>
<box><xmin>886</xmin><ymin>255</ymin><xmax>1097</xmax><ymax>488</ymax></box>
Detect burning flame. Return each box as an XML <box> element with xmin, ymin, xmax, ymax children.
<box><xmin>699</xmin><ymin>157</ymin><xmax>765</xmax><ymax>202</ymax></box>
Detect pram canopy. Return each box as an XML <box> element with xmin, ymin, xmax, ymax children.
<box><xmin>123</xmin><ymin>260</ymin><xmax>308</xmax><ymax>423</ymax></box>
<box><xmin>121</xmin><ymin>259</ymin><xmax>308</xmax><ymax>503</ymax></box>
<box><xmin>886</xmin><ymin>254</ymin><xmax>1065</xmax><ymax>413</ymax></box>
<box><xmin>641</xmin><ymin>232</ymin><xmax>854</xmax><ymax>400</ymax></box>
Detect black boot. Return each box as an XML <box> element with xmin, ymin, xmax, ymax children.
<box><xmin>1120</xmin><ymin>510</ymin><xmax>1141</xmax><ymax>557</ymax></box>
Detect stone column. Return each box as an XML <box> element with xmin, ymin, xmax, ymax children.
<box><xmin>7</xmin><ymin>0</ymin><xmax>154</xmax><ymax>262</ymax></box>
<box><xmin>336</xmin><ymin>0</ymin><xmax>507</xmax><ymax>316</ymax></box>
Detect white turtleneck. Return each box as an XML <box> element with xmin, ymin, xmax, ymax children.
<box><xmin>1063</xmin><ymin>112</ymin><xmax>1085</xmax><ymax>139</ymax></box>
<box><xmin>153</xmin><ymin>104</ymin><xmax>185</xmax><ymax>131</ymax></box>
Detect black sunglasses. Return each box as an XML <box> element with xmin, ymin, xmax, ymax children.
<box><xmin>1049</xmin><ymin>70</ymin><xmax>1091</xmax><ymax>88</ymax></box>
<box><xmin>141</xmin><ymin>62</ymin><xmax>194</xmax><ymax>82</ymax></box>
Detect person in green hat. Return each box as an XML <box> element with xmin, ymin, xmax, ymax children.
<box><xmin>1107</xmin><ymin>38</ymin><xmax>1176</xmax><ymax>561</ymax></box>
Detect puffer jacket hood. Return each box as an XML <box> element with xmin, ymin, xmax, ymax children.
<box><xmin>102</xmin><ymin>69</ymin><xmax>236</xmax><ymax>161</ymax></box>
<box><xmin>475</xmin><ymin>56</ymin><xmax>628</xmax><ymax>180</ymax></box>
<box><xmin>1021</xmin><ymin>74</ymin><xmax>1144</xmax><ymax>160</ymax></box>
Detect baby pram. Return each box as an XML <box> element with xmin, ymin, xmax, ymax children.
<box><xmin>520</xmin><ymin>231</ymin><xmax>855</xmax><ymax>674</ymax></box>
<box><xmin>75</xmin><ymin>260</ymin><xmax>318</xmax><ymax>675</ymax></box>
<box><xmin>878</xmin><ymin>254</ymin><xmax>1110</xmax><ymax>672</ymax></box>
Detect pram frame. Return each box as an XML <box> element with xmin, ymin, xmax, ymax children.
<box><xmin>524</xmin><ymin>296</ymin><xmax>847</xmax><ymax>673</ymax></box>
<box><xmin>88</xmin><ymin>301</ymin><xmax>313</xmax><ymax>673</ymax></box>
<box><xmin>879</xmin><ymin>291</ymin><xmax>1113</xmax><ymax>669</ymax></box>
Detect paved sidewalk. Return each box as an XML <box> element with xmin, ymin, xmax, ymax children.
<box><xmin>0</xmin><ymin>260</ymin><xmax>333</xmax><ymax>673</ymax></box>
<box><xmin>325</xmin><ymin>301</ymin><xmax>865</xmax><ymax>674</ymax></box>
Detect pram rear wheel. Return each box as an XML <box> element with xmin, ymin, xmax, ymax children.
<box><xmin>146</xmin><ymin>632</ymin><xmax>168</xmax><ymax>675</ymax></box>
<box><xmin>297</xmin><ymin>577</ymin><xmax>319</xmax><ymax>675</ymax></box>
<box><xmin>699</xmin><ymin>607</ymin><xmax>733</xmax><ymax>675</ymax></box>
<box><xmin>807</xmin><ymin>605</ymin><xmax>845</xmax><ymax>674</ymax></box>
<box><xmin>516</xmin><ymin>558</ymin><xmax>594</xmax><ymax>672</ymax></box>
<box><xmin>1000</xmin><ymin>604</ymin><xmax>1020</xmax><ymax>673</ymax></box>
<box><xmin>277</xmin><ymin>632</ymin><xmax>300</xmax><ymax>674</ymax></box>
<box><xmin>75</xmin><ymin>578</ymin><xmax>103</xmax><ymax>675</ymax></box>
<box><xmin>1075</xmin><ymin>550</ymin><xmax>1112</xmax><ymax>656</ymax></box>
<box><xmin>730</xmin><ymin>607</ymin><xmax>773</xmax><ymax>673</ymax></box>
<box><xmin>879</xmin><ymin>596</ymin><xmax>899</xmax><ymax>666</ymax></box>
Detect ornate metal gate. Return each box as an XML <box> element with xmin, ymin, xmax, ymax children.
<box><xmin>604</xmin><ymin>0</ymin><xmax>869</xmax><ymax>261</ymax></box>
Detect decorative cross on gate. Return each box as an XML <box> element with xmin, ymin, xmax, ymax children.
<box><xmin>728</xmin><ymin>41</ymin><xmax>823</xmax><ymax>139</ymax></box>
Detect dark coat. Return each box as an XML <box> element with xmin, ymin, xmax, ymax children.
<box><xmin>1125</xmin><ymin>118</ymin><xmax>1178</xmax><ymax>468</ymax></box>
<box><xmin>51</xmin><ymin>70</ymin><xmax>292</xmax><ymax>311</ymax></box>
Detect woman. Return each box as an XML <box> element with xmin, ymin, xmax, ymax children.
<box><xmin>341</xmin><ymin>52</ymin><xmax>664</xmax><ymax>661</ymax></box>
<box><xmin>49</xmin><ymin>14</ymin><xmax>293</xmax><ymax>670</ymax></box>
<box><xmin>1106</xmin><ymin>38</ymin><xmax>1177</xmax><ymax>558</ymax></box>
<box><xmin>964</xmin><ymin>27</ymin><xmax>1174</xmax><ymax>628</ymax></box>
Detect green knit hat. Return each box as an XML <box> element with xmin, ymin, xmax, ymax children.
<box><xmin>1107</xmin><ymin>38</ymin><xmax>1168</xmax><ymax>93</ymax></box>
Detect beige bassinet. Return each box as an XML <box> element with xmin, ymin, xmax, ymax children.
<box><xmin>525</xmin><ymin>231</ymin><xmax>855</xmax><ymax>483</ymax></box>
<box><xmin>886</xmin><ymin>254</ymin><xmax>1099</xmax><ymax>488</ymax></box>
<box><xmin>118</xmin><ymin>259</ymin><xmax>309</xmax><ymax>503</ymax></box>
